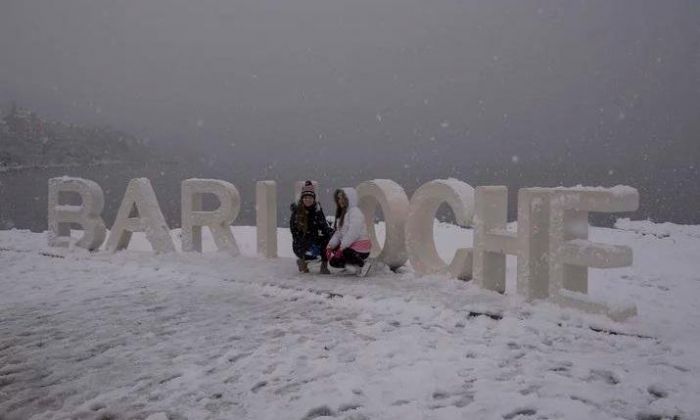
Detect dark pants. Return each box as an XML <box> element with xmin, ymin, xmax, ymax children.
<box><xmin>294</xmin><ymin>236</ymin><xmax>331</xmax><ymax>262</ymax></box>
<box><xmin>329</xmin><ymin>248</ymin><xmax>370</xmax><ymax>268</ymax></box>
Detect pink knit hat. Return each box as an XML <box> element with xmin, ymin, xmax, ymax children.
<box><xmin>300</xmin><ymin>180</ymin><xmax>316</xmax><ymax>199</ymax></box>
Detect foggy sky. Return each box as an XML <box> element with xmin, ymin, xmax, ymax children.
<box><xmin>1</xmin><ymin>0</ymin><xmax>698</xmax><ymax>179</ymax></box>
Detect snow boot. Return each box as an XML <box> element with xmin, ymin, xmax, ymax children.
<box><xmin>297</xmin><ymin>259</ymin><xmax>310</xmax><ymax>273</ymax></box>
<box><xmin>340</xmin><ymin>265</ymin><xmax>358</xmax><ymax>275</ymax></box>
<box><xmin>320</xmin><ymin>261</ymin><xmax>331</xmax><ymax>275</ymax></box>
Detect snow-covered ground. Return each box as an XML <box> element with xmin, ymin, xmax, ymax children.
<box><xmin>1</xmin><ymin>221</ymin><xmax>699</xmax><ymax>420</ymax></box>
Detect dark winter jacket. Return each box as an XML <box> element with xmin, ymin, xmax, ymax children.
<box><xmin>290</xmin><ymin>202</ymin><xmax>334</xmax><ymax>258</ymax></box>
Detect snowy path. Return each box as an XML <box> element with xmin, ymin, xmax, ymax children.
<box><xmin>1</xmin><ymin>223</ymin><xmax>699</xmax><ymax>420</ymax></box>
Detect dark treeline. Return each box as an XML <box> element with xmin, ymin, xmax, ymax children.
<box><xmin>0</xmin><ymin>104</ymin><xmax>151</xmax><ymax>168</ymax></box>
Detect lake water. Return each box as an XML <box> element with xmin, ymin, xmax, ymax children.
<box><xmin>1</xmin><ymin>160</ymin><xmax>697</xmax><ymax>233</ymax></box>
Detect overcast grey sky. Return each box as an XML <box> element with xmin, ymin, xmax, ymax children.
<box><xmin>1</xmin><ymin>0</ymin><xmax>698</xmax><ymax>174</ymax></box>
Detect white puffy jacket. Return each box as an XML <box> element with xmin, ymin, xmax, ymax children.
<box><xmin>328</xmin><ymin>187</ymin><xmax>370</xmax><ymax>251</ymax></box>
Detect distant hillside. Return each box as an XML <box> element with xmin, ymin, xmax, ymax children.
<box><xmin>0</xmin><ymin>104</ymin><xmax>151</xmax><ymax>170</ymax></box>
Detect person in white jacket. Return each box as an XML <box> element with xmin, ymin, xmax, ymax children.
<box><xmin>326</xmin><ymin>188</ymin><xmax>372</xmax><ymax>276</ymax></box>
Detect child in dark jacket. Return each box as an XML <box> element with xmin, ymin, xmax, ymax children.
<box><xmin>290</xmin><ymin>181</ymin><xmax>334</xmax><ymax>274</ymax></box>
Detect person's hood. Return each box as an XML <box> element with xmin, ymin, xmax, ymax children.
<box><xmin>341</xmin><ymin>187</ymin><xmax>359</xmax><ymax>208</ymax></box>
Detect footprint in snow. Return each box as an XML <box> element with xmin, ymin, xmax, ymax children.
<box><xmin>503</xmin><ymin>408</ymin><xmax>537</xmax><ymax>419</ymax></box>
<box><xmin>301</xmin><ymin>405</ymin><xmax>334</xmax><ymax>420</ymax></box>
<box><xmin>251</xmin><ymin>380</ymin><xmax>267</xmax><ymax>393</ymax></box>
<box><xmin>588</xmin><ymin>369</ymin><xmax>620</xmax><ymax>385</ymax></box>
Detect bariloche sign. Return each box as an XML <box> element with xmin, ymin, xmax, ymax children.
<box><xmin>48</xmin><ymin>176</ymin><xmax>639</xmax><ymax>321</ymax></box>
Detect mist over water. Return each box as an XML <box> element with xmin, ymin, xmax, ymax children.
<box><xmin>1</xmin><ymin>0</ymin><xmax>698</xmax><ymax>230</ymax></box>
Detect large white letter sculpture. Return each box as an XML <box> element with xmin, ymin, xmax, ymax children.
<box><xmin>406</xmin><ymin>179</ymin><xmax>475</xmax><ymax>280</ymax></box>
<box><xmin>356</xmin><ymin>179</ymin><xmax>409</xmax><ymax>270</ymax></box>
<box><xmin>45</xmin><ymin>175</ymin><xmax>642</xmax><ymax>321</ymax></box>
<box><xmin>181</xmin><ymin>179</ymin><xmax>241</xmax><ymax>256</ymax></box>
<box><xmin>473</xmin><ymin>187</ymin><xmax>557</xmax><ymax>297</ymax></box>
<box><xmin>473</xmin><ymin>185</ymin><xmax>639</xmax><ymax>320</ymax></box>
<box><xmin>48</xmin><ymin>177</ymin><xmax>106</xmax><ymax>251</ymax></box>
<box><xmin>256</xmin><ymin>180</ymin><xmax>277</xmax><ymax>258</ymax></box>
<box><xmin>547</xmin><ymin>187</ymin><xmax>639</xmax><ymax>321</ymax></box>
<box><xmin>473</xmin><ymin>186</ymin><xmax>518</xmax><ymax>293</ymax></box>
<box><xmin>105</xmin><ymin>178</ymin><xmax>175</xmax><ymax>254</ymax></box>
<box><xmin>515</xmin><ymin>188</ymin><xmax>554</xmax><ymax>300</ymax></box>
